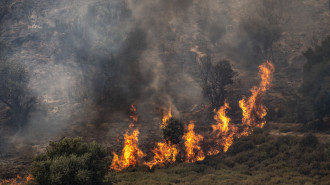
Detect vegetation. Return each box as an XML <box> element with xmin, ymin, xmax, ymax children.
<box><xmin>239</xmin><ymin>0</ymin><xmax>284</xmax><ymax>65</ymax></box>
<box><xmin>111</xmin><ymin>129</ymin><xmax>330</xmax><ymax>185</ymax></box>
<box><xmin>298</xmin><ymin>36</ymin><xmax>330</xmax><ymax>130</ymax></box>
<box><xmin>163</xmin><ymin>118</ymin><xmax>184</xmax><ymax>145</ymax></box>
<box><xmin>201</xmin><ymin>60</ymin><xmax>236</xmax><ymax>110</ymax></box>
<box><xmin>29</xmin><ymin>137</ymin><xmax>111</xmax><ymax>185</ymax></box>
<box><xmin>0</xmin><ymin>55</ymin><xmax>35</xmax><ymax>126</ymax></box>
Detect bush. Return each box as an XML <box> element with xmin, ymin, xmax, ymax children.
<box><xmin>300</xmin><ymin>36</ymin><xmax>330</xmax><ymax>129</ymax></box>
<box><xmin>163</xmin><ymin>118</ymin><xmax>184</xmax><ymax>144</ymax></box>
<box><xmin>29</xmin><ymin>137</ymin><xmax>110</xmax><ymax>185</ymax></box>
<box><xmin>299</xmin><ymin>134</ymin><xmax>318</xmax><ymax>148</ymax></box>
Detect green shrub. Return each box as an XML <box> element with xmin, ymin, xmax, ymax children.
<box><xmin>29</xmin><ymin>137</ymin><xmax>110</xmax><ymax>185</ymax></box>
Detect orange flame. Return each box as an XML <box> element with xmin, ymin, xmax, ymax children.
<box><xmin>144</xmin><ymin>142</ymin><xmax>178</xmax><ymax>169</ymax></box>
<box><xmin>161</xmin><ymin>108</ymin><xmax>172</xmax><ymax>129</ymax></box>
<box><xmin>130</xmin><ymin>104</ymin><xmax>138</xmax><ymax>123</ymax></box>
<box><xmin>0</xmin><ymin>174</ymin><xmax>33</xmax><ymax>185</ymax></box>
<box><xmin>110</xmin><ymin>123</ymin><xmax>145</xmax><ymax>171</ymax></box>
<box><xmin>239</xmin><ymin>61</ymin><xmax>275</xmax><ymax>136</ymax></box>
<box><xmin>209</xmin><ymin>100</ymin><xmax>238</xmax><ymax>155</ymax></box>
<box><xmin>183</xmin><ymin>121</ymin><xmax>205</xmax><ymax>162</ymax></box>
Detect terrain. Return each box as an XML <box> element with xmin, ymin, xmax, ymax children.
<box><xmin>0</xmin><ymin>0</ymin><xmax>329</xmax><ymax>184</ymax></box>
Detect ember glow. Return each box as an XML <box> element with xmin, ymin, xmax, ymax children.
<box><xmin>239</xmin><ymin>61</ymin><xmax>275</xmax><ymax>136</ymax></box>
<box><xmin>183</xmin><ymin>121</ymin><xmax>205</xmax><ymax>163</ymax></box>
<box><xmin>161</xmin><ymin>108</ymin><xmax>172</xmax><ymax>129</ymax></box>
<box><xmin>130</xmin><ymin>104</ymin><xmax>138</xmax><ymax>123</ymax></box>
<box><xmin>0</xmin><ymin>174</ymin><xmax>33</xmax><ymax>185</ymax></box>
<box><xmin>144</xmin><ymin>142</ymin><xmax>178</xmax><ymax>169</ymax></box>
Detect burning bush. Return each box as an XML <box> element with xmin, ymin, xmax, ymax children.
<box><xmin>162</xmin><ymin>118</ymin><xmax>184</xmax><ymax>145</ymax></box>
<box><xmin>29</xmin><ymin>137</ymin><xmax>110</xmax><ymax>185</ymax></box>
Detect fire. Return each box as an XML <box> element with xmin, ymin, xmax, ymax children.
<box><xmin>209</xmin><ymin>100</ymin><xmax>238</xmax><ymax>155</ymax></box>
<box><xmin>144</xmin><ymin>142</ymin><xmax>178</xmax><ymax>169</ymax></box>
<box><xmin>0</xmin><ymin>174</ymin><xmax>33</xmax><ymax>185</ymax></box>
<box><xmin>111</xmin><ymin>105</ymin><xmax>145</xmax><ymax>171</ymax></box>
<box><xmin>239</xmin><ymin>61</ymin><xmax>275</xmax><ymax>136</ymax></box>
<box><xmin>212</xmin><ymin>100</ymin><xmax>231</xmax><ymax>134</ymax></box>
<box><xmin>161</xmin><ymin>108</ymin><xmax>172</xmax><ymax>129</ymax></box>
<box><xmin>183</xmin><ymin>121</ymin><xmax>205</xmax><ymax>163</ymax></box>
<box><xmin>111</xmin><ymin>124</ymin><xmax>145</xmax><ymax>171</ymax></box>
<box><xmin>130</xmin><ymin>104</ymin><xmax>138</xmax><ymax>123</ymax></box>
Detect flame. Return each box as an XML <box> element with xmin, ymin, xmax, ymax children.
<box><xmin>239</xmin><ymin>61</ymin><xmax>275</xmax><ymax>136</ymax></box>
<box><xmin>110</xmin><ymin>124</ymin><xmax>145</xmax><ymax>171</ymax></box>
<box><xmin>212</xmin><ymin>100</ymin><xmax>231</xmax><ymax>134</ymax></box>
<box><xmin>0</xmin><ymin>174</ymin><xmax>33</xmax><ymax>185</ymax></box>
<box><xmin>209</xmin><ymin>100</ymin><xmax>238</xmax><ymax>155</ymax></box>
<box><xmin>161</xmin><ymin>108</ymin><xmax>172</xmax><ymax>129</ymax></box>
<box><xmin>130</xmin><ymin>104</ymin><xmax>138</xmax><ymax>123</ymax></box>
<box><xmin>183</xmin><ymin>121</ymin><xmax>205</xmax><ymax>163</ymax></box>
<box><xmin>144</xmin><ymin>142</ymin><xmax>178</xmax><ymax>169</ymax></box>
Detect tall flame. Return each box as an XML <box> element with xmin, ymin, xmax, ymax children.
<box><xmin>239</xmin><ymin>61</ymin><xmax>275</xmax><ymax>136</ymax></box>
<box><xmin>111</xmin><ymin>105</ymin><xmax>145</xmax><ymax>171</ymax></box>
<box><xmin>161</xmin><ymin>108</ymin><xmax>172</xmax><ymax>129</ymax></box>
<box><xmin>183</xmin><ymin>121</ymin><xmax>205</xmax><ymax>162</ymax></box>
<box><xmin>110</xmin><ymin>124</ymin><xmax>145</xmax><ymax>171</ymax></box>
<box><xmin>144</xmin><ymin>142</ymin><xmax>178</xmax><ymax>169</ymax></box>
<box><xmin>209</xmin><ymin>100</ymin><xmax>238</xmax><ymax>155</ymax></box>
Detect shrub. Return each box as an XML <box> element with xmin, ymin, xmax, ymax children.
<box><xmin>299</xmin><ymin>134</ymin><xmax>318</xmax><ymax>148</ymax></box>
<box><xmin>29</xmin><ymin>137</ymin><xmax>110</xmax><ymax>185</ymax></box>
<box><xmin>163</xmin><ymin>118</ymin><xmax>184</xmax><ymax>144</ymax></box>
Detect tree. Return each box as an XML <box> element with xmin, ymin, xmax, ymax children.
<box><xmin>299</xmin><ymin>36</ymin><xmax>330</xmax><ymax>130</ymax></box>
<box><xmin>0</xmin><ymin>56</ymin><xmax>35</xmax><ymax>126</ymax></box>
<box><xmin>239</xmin><ymin>0</ymin><xmax>284</xmax><ymax>64</ymax></box>
<box><xmin>202</xmin><ymin>60</ymin><xmax>236</xmax><ymax>110</ymax></box>
<box><xmin>29</xmin><ymin>137</ymin><xmax>110</xmax><ymax>185</ymax></box>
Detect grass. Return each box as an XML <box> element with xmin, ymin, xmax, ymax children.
<box><xmin>110</xmin><ymin>128</ymin><xmax>330</xmax><ymax>185</ymax></box>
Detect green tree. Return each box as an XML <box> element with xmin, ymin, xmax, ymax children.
<box><xmin>29</xmin><ymin>137</ymin><xmax>110</xmax><ymax>185</ymax></box>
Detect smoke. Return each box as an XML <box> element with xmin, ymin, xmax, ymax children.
<box><xmin>0</xmin><ymin>0</ymin><xmax>238</xmax><ymax>145</ymax></box>
<box><xmin>0</xmin><ymin>0</ymin><xmax>313</xmax><ymax>147</ymax></box>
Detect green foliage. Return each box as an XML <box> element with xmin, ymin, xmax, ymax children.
<box><xmin>163</xmin><ymin>118</ymin><xmax>184</xmax><ymax>144</ymax></box>
<box><xmin>112</xmin><ymin>129</ymin><xmax>329</xmax><ymax>185</ymax></box>
<box><xmin>300</xmin><ymin>36</ymin><xmax>330</xmax><ymax>128</ymax></box>
<box><xmin>29</xmin><ymin>137</ymin><xmax>110</xmax><ymax>185</ymax></box>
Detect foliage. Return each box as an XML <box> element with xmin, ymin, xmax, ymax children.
<box><xmin>201</xmin><ymin>60</ymin><xmax>236</xmax><ymax>110</ymax></box>
<box><xmin>112</xmin><ymin>129</ymin><xmax>329</xmax><ymax>185</ymax></box>
<box><xmin>299</xmin><ymin>36</ymin><xmax>330</xmax><ymax>129</ymax></box>
<box><xmin>0</xmin><ymin>55</ymin><xmax>35</xmax><ymax>126</ymax></box>
<box><xmin>163</xmin><ymin>118</ymin><xmax>184</xmax><ymax>145</ymax></box>
<box><xmin>239</xmin><ymin>0</ymin><xmax>284</xmax><ymax>65</ymax></box>
<box><xmin>29</xmin><ymin>137</ymin><xmax>110</xmax><ymax>185</ymax></box>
